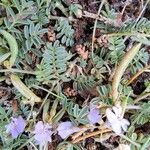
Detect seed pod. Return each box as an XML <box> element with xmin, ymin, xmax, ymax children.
<box><xmin>10</xmin><ymin>74</ymin><xmax>41</xmax><ymax>104</ymax></box>
<box><xmin>0</xmin><ymin>52</ymin><xmax>11</xmax><ymax>64</ymax></box>
<box><xmin>112</xmin><ymin>43</ymin><xmax>142</xmax><ymax>102</ymax></box>
<box><xmin>0</xmin><ymin>30</ymin><xmax>18</xmax><ymax>67</ymax></box>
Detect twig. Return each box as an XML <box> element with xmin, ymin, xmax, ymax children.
<box><xmin>127</xmin><ymin>65</ymin><xmax>150</xmax><ymax>85</ymax></box>
<box><xmin>134</xmin><ymin>93</ymin><xmax>150</xmax><ymax>104</ymax></box>
<box><xmin>91</xmin><ymin>0</ymin><xmax>106</xmax><ymax>58</ymax></box>
<box><xmin>72</xmin><ymin>129</ymin><xmax>111</xmax><ymax>144</ymax></box>
<box><xmin>121</xmin><ymin>0</ymin><xmax>130</xmax><ymax>15</ymax></box>
<box><xmin>134</xmin><ymin>0</ymin><xmax>150</xmax><ymax>24</ymax></box>
<box><xmin>145</xmin><ymin>70</ymin><xmax>150</xmax><ymax>72</ymax></box>
<box><xmin>33</xmin><ymin>85</ymin><xmax>63</xmax><ymax>99</ymax></box>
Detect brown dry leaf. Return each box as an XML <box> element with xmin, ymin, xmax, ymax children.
<box><xmin>48</xmin><ymin>143</ymin><xmax>55</xmax><ymax>150</ymax></box>
<box><xmin>0</xmin><ymin>87</ymin><xmax>10</xmax><ymax>103</ymax></box>
<box><xmin>47</xmin><ymin>27</ymin><xmax>56</xmax><ymax>42</ymax></box>
<box><xmin>75</xmin><ymin>44</ymin><xmax>88</xmax><ymax>60</ymax></box>
<box><xmin>97</xmin><ymin>35</ymin><xmax>108</xmax><ymax>47</ymax></box>
<box><xmin>10</xmin><ymin>99</ymin><xmax>18</xmax><ymax>113</ymax></box>
<box><xmin>86</xmin><ymin>143</ymin><xmax>97</xmax><ymax>150</ymax></box>
<box><xmin>0</xmin><ymin>87</ymin><xmax>8</xmax><ymax>98</ymax></box>
<box><xmin>63</xmin><ymin>87</ymin><xmax>77</xmax><ymax>97</ymax></box>
<box><xmin>114</xmin><ymin>13</ymin><xmax>123</xmax><ymax>27</ymax></box>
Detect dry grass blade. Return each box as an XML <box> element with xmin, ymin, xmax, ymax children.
<box><xmin>91</xmin><ymin>0</ymin><xmax>106</xmax><ymax>58</ymax></box>
<box><xmin>72</xmin><ymin>128</ymin><xmax>111</xmax><ymax>144</ymax></box>
<box><xmin>127</xmin><ymin>65</ymin><xmax>150</xmax><ymax>85</ymax></box>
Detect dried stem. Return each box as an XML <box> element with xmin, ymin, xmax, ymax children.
<box><xmin>72</xmin><ymin>129</ymin><xmax>111</xmax><ymax>144</ymax></box>
<box><xmin>0</xmin><ymin>68</ymin><xmax>36</xmax><ymax>75</ymax></box>
<box><xmin>107</xmin><ymin>32</ymin><xmax>150</xmax><ymax>38</ymax></box>
<box><xmin>91</xmin><ymin>0</ymin><xmax>106</xmax><ymax>58</ymax></box>
<box><xmin>127</xmin><ymin>65</ymin><xmax>150</xmax><ymax>85</ymax></box>
<box><xmin>134</xmin><ymin>93</ymin><xmax>150</xmax><ymax>104</ymax></box>
<box><xmin>134</xmin><ymin>0</ymin><xmax>150</xmax><ymax>24</ymax></box>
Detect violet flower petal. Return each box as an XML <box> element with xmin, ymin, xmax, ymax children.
<box><xmin>57</xmin><ymin>121</ymin><xmax>80</xmax><ymax>139</ymax></box>
<box><xmin>112</xmin><ymin>106</ymin><xmax>122</xmax><ymax>117</ymax></box>
<box><xmin>106</xmin><ymin>107</ymin><xmax>130</xmax><ymax>135</ymax></box>
<box><xmin>120</xmin><ymin>119</ymin><xmax>130</xmax><ymax>131</ymax></box>
<box><xmin>87</xmin><ymin>105</ymin><xmax>101</xmax><ymax>125</ymax></box>
<box><xmin>33</xmin><ymin>121</ymin><xmax>52</xmax><ymax>145</ymax></box>
<box><xmin>5</xmin><ymin>116</ymin><xmax>26</xmax><ymax>138</ymax></box>
<box><xmin>106</xmin><ymin>108</ymin><xmax>117</xmax><ymax>123</ymax></box>
<box><xmin>12</xmin><ymin>116</ymin><xmax>26</xmax><ymax>133</ymax></box>
<box><xmin>110</xmin><ymin>120</ymin><xmax>122</xmax><ymax>135</ymax></box>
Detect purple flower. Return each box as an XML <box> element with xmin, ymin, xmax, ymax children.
<box><xmin>106</xmin><ymin>105</ymin><xmax>130</xmax><ymax>135</ymax></box>
<box><xmin>5</xmin><ymin>116</ymin><xmax>26</xmax><ymax>138</ymax></box>
<box><xmin>57</xmin><ymin>121</ymin><xmax>80</xmax><ymax>139</ymax></box>
<box><xmin>33</xmin><ymin>121</ymin><xmax>52</xmax><ymax>145</ymax></box>
<box><xmin>87</xmin><ymin>105</ymin><xmax>101</xmax><ymax>124</ymax></box>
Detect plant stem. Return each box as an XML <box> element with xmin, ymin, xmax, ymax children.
<box><xmin>17</xmin><ymin>137</ymin><xmax>34</xmax><ymax>150</ymax></box>
<box><xmin>33</xmin><ymin>85</ymin><xmax>63</xmax><ymax>99</ymax></box>
<box><xmin>107</xmin><ymin>32</ymin><xmax>150</xmax><ymax>38</ymax></box>
<box><xmin>72</xmin><ymin>129</ymin><xmax>111</xmax><ymax>143</ymax></box>
<box><xmin>0</xmin><ymin>69</ymin><xmax>36</xmax><ymax>74</ymax></box>
<box><xmin>121</xmin><ymin>134</ymin><xmax>141</xmax><ymax>148</ymax></box>
<box><xmin>140</xmin><ymin>135</ymin><xmax>150</xmax><ymax>150</ymax></box>
<box><xmin>91</xmin><ymin>0</ymin><xmax>106</xmax><ymax>58</ymax></box>
<box><xmin>134</xmin><ymin>0</ymin><xmax>150</xmax><ymax>24</ymax></box>
<box><xmin>127</xmin><ymin>65</ymin><xmax>150</xmax><ymax>85</ymax></box>
<box><xmin>134</xmin><ymin>93</ymin><xmax>150</xmax><ymax>103</ymax></box>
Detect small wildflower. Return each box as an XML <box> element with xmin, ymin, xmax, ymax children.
<box><xmin>33</xmin><ymin>121</ymin><xmax>52</xmax><ymax>145</ymax></box>
<box><xmin>106</xmin><ymin>105</ymin><xmax>130</xmax><ymax>135</ymax></box>
<box><xmin>5</xmin><ymin>116</ymin><xmax>26</xmax><ymax>138</ymax></box>
<box><xmin>57</xmin><ymin>121</ymin><xmax>80</xmax><ymax>139</ymax></box>
<box><xmin>87</xmin><ymin>105</ymin><xmax>101</xmax><ymax>125</ymax></box>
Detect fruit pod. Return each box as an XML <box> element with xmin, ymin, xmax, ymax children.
<box><xmin>0</xmin><ymin>30</ymin><xmax>18</xmax><ymax>68</ymax></box>
<box><xmin>10</xmin><ymin>74</ymin><xmax>41</xmax><ymax>104</ymax></box>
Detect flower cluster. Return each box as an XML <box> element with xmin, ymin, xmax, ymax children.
<box><xmin>5</xmin><ymin>104</ymin><xmax>130</xmax><ymax>146</ymax></box>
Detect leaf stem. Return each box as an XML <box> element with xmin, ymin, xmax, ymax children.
<box><xmin>91</xmin><ymin>0</ymin><xmax>106</xmax><ymax>58</ymax></box>
<box><xmin>33</xmin><ymin>85</ymin><xmax>63</xmax><ymax>99</ymax></box>
<box><xmin>17</xmin><ymin>137</ymin><xmax>34</xmax><ymax>150</ymax></box>
<box><xmin>121</xmin><ymin>134</ymin><xmax>141</xmax><ymax>148</ymax></box>
<box><xmin>127</xmin><ymin>65</ymin><xmax>150</xmax><ymax>85</ymax></box>
<box><xmin>134</xmin><ymin>93</ymin><xmax>150</xmax><ymax>104</ymax></box>
<box><xmin>107</xmin><ymin>32</ymin><xmax>150</xmax><ymax>38</ymax></box>
<box><xmin>72</xmin><ymin>129</ymin><xmax>111</xmax><ymax>144</ymax></box>
<box><xmin>0</xmin><ymin>69</ymin><xmax>36</xmax><ymax>75</ymax></box>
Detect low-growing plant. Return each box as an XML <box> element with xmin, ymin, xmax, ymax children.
<box><xmin>0</xmin><ymin>0</ymin><xmax>150</xmax><ymax>149</ymax></box>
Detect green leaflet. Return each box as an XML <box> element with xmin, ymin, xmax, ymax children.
<box><xmin>54</xmin><ymin>19</ymin><xmax>74</xmax><ymax>47</ymax></box>
<box><xmin>0</xmin><ymin>30</ymin><xmax>18</xmax><ymax>68</ymax></box>
<box><xmin>36</xmin><ymin>41</ymin><xmax>72</xmax><ymax>83</ymax></box>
